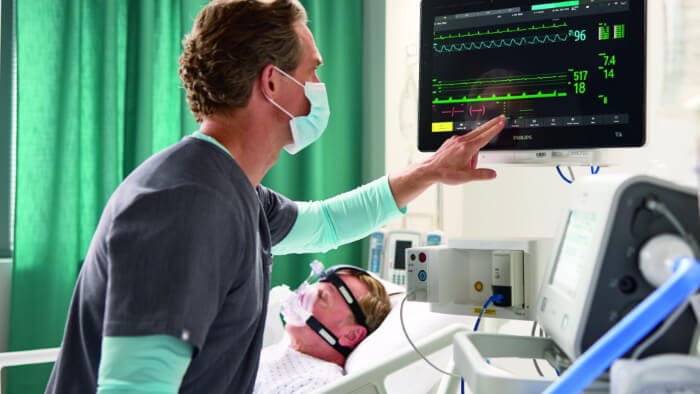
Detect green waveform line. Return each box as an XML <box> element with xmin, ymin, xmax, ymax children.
<box><xmin>433</xmin><ymin>74</ymin><xmax>568</xmax><ymax>88</ymax></box>
<box><xmin>433</xmin><ymin>22</ymin><xmax>568</xmax><ymax>41</ymax></box>
<box><xmin>432</xmin><ymin>91</ymin><xmax>568</xmax><ymax>104</ymax></box>
<box><xmin>434</xmin><ymin>33</ymin><xmax>569</xmax><ymax>53</ymax></box>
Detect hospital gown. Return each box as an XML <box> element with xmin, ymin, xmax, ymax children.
<box><xmin>254</xmin><ymin>340</ymin><xmax>344</xmax><ymax>394</ymax></box>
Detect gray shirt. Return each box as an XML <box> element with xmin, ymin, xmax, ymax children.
<box><xmin>46</xmin><ymin>137</ymin><xmax>297</xmax><ymax>394</ymax></box>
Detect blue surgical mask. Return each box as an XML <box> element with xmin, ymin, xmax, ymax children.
<box><xmin>264</xmin><ymin>66</ymin><xmax>330</xmax><ymax>155</ymax></box>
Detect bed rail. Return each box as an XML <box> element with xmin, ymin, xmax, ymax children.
<box><xmin>0</xmin><ymin>347</ymin><xmax>60</xmax><ymax>394</ymax></box>
<box><xmin>317</xmin><ymin>323</ymin><xmax>470</xmax><ymax>394</ymax></box>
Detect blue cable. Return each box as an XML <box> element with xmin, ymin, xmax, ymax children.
<box><xmin>544</xmin><ymin>257</ymin><xmax>700</xmax><ymax>394</ymax></box>
<box><xmin>461</xmin><ymin>377</ymin><xmax>464</xmax><ymax>394</ymax></box>
<box><xmin>473</xmin><ymin>294</ymin><xmax>504</xmax><ymax>332</ymax></box>
<box><xmin>590</xmin><ymin>165</ymin><xmax>600</xmax><ymax>174</ymax></box>
<box><xmin>556</xmin><ymin>166</ymin><xmax>573</xmax><ymax>184</ymax></box>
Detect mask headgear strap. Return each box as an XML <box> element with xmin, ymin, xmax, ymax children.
<box><xmin>305</xmin><ymin>316</ymin><xmax>353</xmax><ymax>358</ymax></box>
<box><xmin>303</xmin><ymin>265</ymin><xmax>371</xmax><ymax>358</ymax></box>
<box><xmin>319</xmin><ymin>265</ymin><xmax>369</xmax><ymax>330</ymax></box>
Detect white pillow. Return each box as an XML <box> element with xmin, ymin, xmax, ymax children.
<box><xmin>345</xmin><ymin>294</ymin><xmax>473</xmax><ymax>393</ymax></box>
<box><xmin>262</xmin><ymin>285</ymin><xmax>292</xmax><ymax>348</ymax></box>
<box><xmin>374</xmin><ymin>276</ymin><xmax>406</xmax><ymax>296</ymax></box>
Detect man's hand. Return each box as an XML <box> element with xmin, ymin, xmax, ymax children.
<box><xmin>423</xmin><ymin>114</ymin><xmax>505</xmax><ymax>185</ymax></box>
<box><xmin>388</xmin><ymin>115</ymin><xmax>506</xmax><ymax>209</ymax></box>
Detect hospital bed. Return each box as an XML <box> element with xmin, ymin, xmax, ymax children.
<box><xmin>0</xmin><ymin>288</ymin><xmax>529</xmax><ymax>394</ymax></box>
<box><xmin>266</xmin><ymin>284</ymin><xmax>547</xmax><ymax>394</ymax></box>
<box><xmin>0</xmin><ymin>287</ymin><xmax>482</xmax><ymax>394</ymax></box>
<box><xmin>265</xmin><ymin>283</ymin><xmax>478</xmax><ymax>394</ymax></box>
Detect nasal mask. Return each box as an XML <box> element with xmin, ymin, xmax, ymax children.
<box><xmin>280</xmin><ymin>261</ymin><xmax>370</xmax><ymax>358</ymax></box>
<box><xmin>280</xmin><ymin>260</ymin><xmax>325</xmax><ymax>327</ymax></box>
<box><xmin>264</xmin><ymin>66</ymin><xmax>330</xmax><ymax>155</ymax></box>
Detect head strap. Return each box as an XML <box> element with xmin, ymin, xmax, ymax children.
<box><xmin>305</xmin><ymin>316</ymin><xmax>353</xmax><ymax>358</ymax></box>
<box><xmin>319</xmin><ymin>265</ymin><xmax>369</xmax><ymax>330</ymax></box>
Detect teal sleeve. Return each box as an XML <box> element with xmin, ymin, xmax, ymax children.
<box><xmin>272</xmin><ymin>176</ymin><xmax>406</xmax><ymax>255</ymax></box>
<box><xmin>97</xmin><ymin>335</ymin><xmax>193</xmax><ymax>394</ymax></box>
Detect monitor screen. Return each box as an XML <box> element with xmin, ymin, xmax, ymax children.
<box><xmin>418</xmin><ymin>0</ymin><xmax>646</xmax><ymax>152</ymax></box>
<box><xmin>549</xmin><ymin>210</ymin><xmax>597</xmax><ymax>298</ymax></box>
<box><xmin>394</xmin><ymin>240</ymin><xmax>413</xmax><ymax>270</ymax></box>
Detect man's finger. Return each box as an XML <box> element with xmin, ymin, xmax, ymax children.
<box><xmin>469</xmin><ymin>168</ymin><xmax>497</xmax><ymax>181</ymax></box>
<box><xmin>461</xmin><ymin>118</ymin><xmax>505</xmax><ymax>151</ymax></box>
<box><xmin>459</xmin><ymin>115</ymin><xmax>505</xmax><ymax>143</ymax></box>
<box><xmin>472</xmin><ymin>118</ymin><xmax>505</xmax><ymax>147</ymax></box>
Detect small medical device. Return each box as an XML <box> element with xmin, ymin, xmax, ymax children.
<box><xmin>406</xmin><ymin>239</ymin><xmax>552</xmax><ymax>320</ymax></box>
<box><xmin>384</xmin><ymin>231</ymin><xmax>422</xmax><ymax>285</ymax></box>
<box><xmin>418</xmin><ymin>0</ymin><xmax>647</xmax><ymax>164</ymax></box>
<box><xmin>491</xmin><ymin>250</ymin><xmax>524</xmax><ymax>308</ymax></box>
<box><xmin>367</xmin><ymin>230</ymin><xmax>387</xmax><ymax>275</ymax></box>
<box><xmin>425</xmin><ymin>230</ymin><xmax>444</xmax><ymax>246</ymax></box>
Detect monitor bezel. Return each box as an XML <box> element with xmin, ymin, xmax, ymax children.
<box><xmin>418</xmin><ymin>0</ymin><xmax>647</xmax><ymax>152</ymax></box>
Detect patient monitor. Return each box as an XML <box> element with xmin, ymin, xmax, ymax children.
<box><xmin>418</xmin><ymin>0</ymin><xmax>646</xmax><ymax>164</ymax></box>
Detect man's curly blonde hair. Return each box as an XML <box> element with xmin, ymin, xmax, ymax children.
<box><xmin>340</xmin><ymin>269</ymin><xmax>392</xmax><ymax>335</ymax></box>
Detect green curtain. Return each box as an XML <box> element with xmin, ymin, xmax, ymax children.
<box><xmin>267</xmin><ymin>1</ymin><xmax>365</xmax><ymax>288</ymax></box>
<box><xmin>8</xmin><ymin>1</ymin><xmax>207</xmax><ymax>392</ymax></box>
<box><xmin>8</xmin><ymin>1</ymin><xmax>365</xmax><ymax>393</ymax></box>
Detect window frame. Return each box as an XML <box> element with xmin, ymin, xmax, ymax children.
<box><xmin>0</xmin><ymin>0</ymin><xmax>16</xmax><ymax>258</ymax></box>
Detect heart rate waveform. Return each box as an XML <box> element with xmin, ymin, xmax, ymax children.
<box><xmin>432</xmin><ymin>73</ymin><xmax>570</xmax><ymax>105</ymax></box>
<box><xmin>433</xmin><ymin>33</ymin><xmax>569</xmax><ymax>53</ymax></box>
<box><xmin>432</xmin><ymin>90</ymin><xmax>568</xmax><ymax>105</ymax></box>
<box><xmin>433</xmin><ymin>22</ymin><xmax>568</xmax><ymax>41</ymax></box>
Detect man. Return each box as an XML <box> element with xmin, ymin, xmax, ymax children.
<box><xmin>46</xmin><ymin>0</ymin><xmax>505</xmax><ymax>393</ymax></box>
<box><xmin>254</xmin><ymin>266</ymin><xmax>392</xmax><ymax>393</ymax></box>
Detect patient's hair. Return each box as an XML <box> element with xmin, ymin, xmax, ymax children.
<box><xmin>340</xmin><ymin>270</ymin><xmax>392</xmax><ymax>335</ymax></box>
<box><xmin>179</xmin><ymin>0</ymin><xmax>307</xmax><ymax>122</ymax></box>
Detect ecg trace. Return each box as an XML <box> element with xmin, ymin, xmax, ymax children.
<box><xmin>433</xmin><ymin>22</ymin><xmax>568</xmax><ymax>41</ymax></box>
<box><xmin>433</xmin><ymin>33</ymin><xmax>570</xmax><ymax>53</ymax></box>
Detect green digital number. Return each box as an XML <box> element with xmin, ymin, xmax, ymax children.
<box><xmin>573</xmin><ymin>70</ymin><xmax>589</xmax><ymax>81</ymax></box>
<box><xmin>574</xmin><ymin>82</ymin><xmax>587</xmax><ymax>94</ymax></box>
<box><xmin>601</xmin><ymin>54</ymin><xmax>617</xmax><ymax>66</ymax></box>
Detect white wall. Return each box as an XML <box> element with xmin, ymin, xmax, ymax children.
<box><xmin>0</xmin><ymin>258</ymin><xmax>11</xmax><ymax>352</ymax></box>
<box><xmin>385</xmin><ymin>0</ymin><xmax>699</xmax><ymax>241</ymax></box>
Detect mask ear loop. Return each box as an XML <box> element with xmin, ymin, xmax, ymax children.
<box><xmin>273</xmin><ymin>65</ymin><xmax>305</xmax><ymax>88</ymax></box>
<box><xmin>260</xmin><ymin>65</ymin><xmax>304</xmax><ymax>119</ymax></box>
<box><xmin>261</xmin><ymin>88</ymin><xmax>294</xmax><ymax>119</ymax></box>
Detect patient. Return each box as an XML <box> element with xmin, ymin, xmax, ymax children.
<box><xmin>254</xmin><ymin>265</ymin><xmax>392</xmax><ymax>393</ymax></box>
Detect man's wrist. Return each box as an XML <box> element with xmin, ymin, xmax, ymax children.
<box><xmin>388</xmin><ymin>162</ymin><xmax>438</xmax><ymax>209</ymax></box>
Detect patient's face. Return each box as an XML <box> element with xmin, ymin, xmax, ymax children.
<box><xmin>287</xmin><ymin>273</ymin><xmax>369</xmax><ymax>356</ymax></box>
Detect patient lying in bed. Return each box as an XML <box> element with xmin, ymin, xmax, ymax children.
<box><xmin>254</xmin><ymin>266</ymin><xmax>393</xmax><ymax>394</ymax></box>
